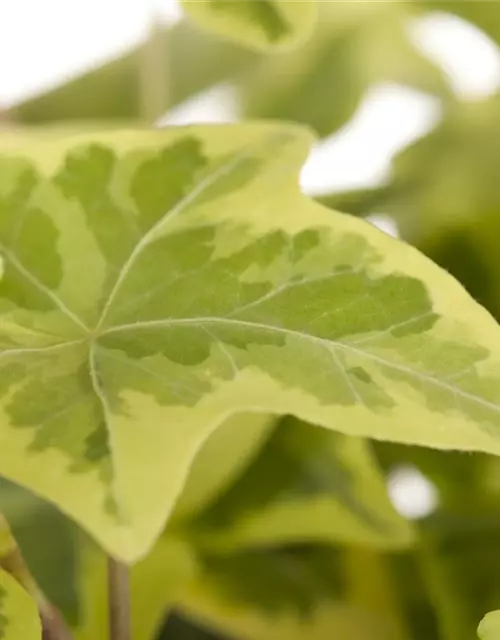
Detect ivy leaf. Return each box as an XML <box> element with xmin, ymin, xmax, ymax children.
<box><xmin>181</xmin><ymin>0</ymin><xmax>317</xmax><ymax>51</ymax></box>
<box><xmin>188</xmin><ymin>416</ymin><xmax>413</xmax><ymax>551</ymax></box>
<box><xmin>179</xmin><ymin>546</ymin><xmax>404</xmax><ymax>640</ymax></box>
<box><xmin>479</xmin><ymin>611</ymin><xmax>500</xmax><ymax>640</ymax></box>
<box><xmin>0</xmin><ymin>569</ymin><xmax>40</xmax><ymax>640</ymax></box>
<box><xmin>3</xmin><ymin>123</ymin><xmax>500</xmax><ymax>563</ymax></box>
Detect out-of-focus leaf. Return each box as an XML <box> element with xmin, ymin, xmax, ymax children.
<box><xmin>0</xmin><ymin>568</ymin><xmax>41</xmax><ymax>640</ymax></box>
<box><xmin>172</xmin><ymin>414</ymin><xmax>276</xmax><ymax>523</ymax></box>
<box><xmin>0</xmin><ymin>480</ymin><xmax>79</xmax><ymax>627</ymax></box>
<box><xmin>479</xmin><ymin>610</ymin><xmax>500</xmax><ymax>640</ymax></box>
<box><xmin>243</xmin><ymin>1</ymin><xmax>451</xmax><ymax>137</ymax></box>
<box><xmin>417</xmin><ymin>525</ymin><xmax>500</xmax><ymax>640</ymax></box>
<box><xmin>375</xmin><ymin>439</ymin><xmax>500</xmax><ymax>640</ymax></box>
<box><xmin>179</xmin><ymin>545</ymin><xmax>408</xmax><ymax>640</ymax></box>
<box><xmin>10</xmin><ymin>21</ymin><xmax>257</xmax><ymax>124</ymax></box>
<box><xmin>420</xmin><ymin>1</ymin><xmax>500</xmax><ymax>45</ymax></box>
<box><xmin>188</xmin><ymin>417</ymin><xmax>413</xmax><ymax>551</ymax></box>
<box><xmin>161</xmin><ymin>612</ymin><xmax>227</xmax><ymax>640</ymax></box>
<box><xmin>181</xmin><ymin>0</ymin><xmax>317</xmax><ymax>52</ymax></box>
<box><xmin>11</xmin><ymin>1</ymin><xmax>456</xmax><ymax>131</ymax></box>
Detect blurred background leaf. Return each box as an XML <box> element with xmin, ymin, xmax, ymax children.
<box><xmin>478</xmin><ymin>610</ymin><xmax>500</xmax><ymax>640</ymax></box>
<box><xmin>241</xmin><ymin>1</ymin><xmax>451</xmax><ymax>138</ymax></box>
<box><xmin>183</xmin><ymin>416</ymin><xmax>413</xmax><ymax>552</ymax></box>
<box><xmin>171</xmin><ymin>414</ymin><xmax>276</xmax><ymax>524</ymax></box>
<box><xmin>8</xmin><ymin>20</ymin><xmax>257</xmax><ymax>124</ymax></box>
<box><xmin>176</xmin><ymin>545</ymin><xmax>408</xmax><ymax>640</ymax></box>
<box><xmin>180</xmin><ymin>0</ymin><xmax>317</xmax><ymax>52</ymax></box>
<box><xmin>7</xmin><ymin>1</ymin><xmax>454</xmax><ymax>134</ymax></box>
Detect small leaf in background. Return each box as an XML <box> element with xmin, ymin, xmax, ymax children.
<box><xmin>479</xmin><ymin>611</ymin><xmax>500</xmax><ymax>640</ymax></box>
<box><xmin>181</xmin><ymin>0</ymin><xmax>317</xmax><ymax>52</ymax></box>
<box><xmin>242</xmin><ymin>1</ymin><xmax>451</xmax><ymax>138</ymax></box>
<box><xmin>188</xmin><ymin>417</ymin><xmax>413</xmax><ymax>551</ymax></box>
<box><xmin>4</xmin><ymin>123</ymin><xmax>500</xmax><ymax>565</ymax></box>
<box><xmin>0</xmin><ymin>568</ymin><xmax>40</xmax><ymax>640</ymax></box>
<box><xmin>177</xmin><ymin>545</ymin><xmax>406</xmax><ymax>640</ymax></box>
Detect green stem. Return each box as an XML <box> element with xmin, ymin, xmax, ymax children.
<box><xmin>418</xmin><ymin>532</ymin><xmax>471</xmax><ymax>640</ymax></box>
<box><xmin>0</xmin><ymin>513</ymin><xmax>72</xmax><ymax>640</ymax></box>
<box><xmin>139</xmin><ymin>13</ymin><xmax>169</xmax><ymax>123</ymax></box>
<box><xmin>108</xmin><ymin>555</ymin><xmax>131</xmax><ymax>640</ymax></box>
<box><xmin>344</xmin><ymin>547</ymin><xmax>410</xmax><ymax>640</ymax></box>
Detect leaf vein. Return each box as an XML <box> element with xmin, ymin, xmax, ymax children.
<box><xmin>96</xmin><ymin>146</ymin><xmax>256</xmax><ymax>330</ymax></box>
<box><xmin>102</xmin><ymin>316</ymin><xmax>500</xmax><ymax>415</ymax></box>
<box><xmin>0</xmin><ymin>244</ymin><xmax>89</xmax><ymax>333</ymax></box>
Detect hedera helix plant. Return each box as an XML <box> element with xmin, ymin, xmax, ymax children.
<box><xmin>2</xmin><ymin>1</ymin><xmax>500</xmax><ymax>638</ymax></box>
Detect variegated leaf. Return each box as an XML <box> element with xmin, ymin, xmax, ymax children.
<box><xmin>2</xmin><ymin>123</ymin><xmax>500</xmax><ymax>563</ymax></box>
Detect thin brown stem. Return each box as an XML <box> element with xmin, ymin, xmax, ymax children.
<box><xmin>108</xmin><ymin>555</ymin><xmax>131</xmax><ymax>640</ymax></box>
<box><xmin>40</xmin><ymin>603</ymin><xmax>73</xmax><ymax>640</ymax></box>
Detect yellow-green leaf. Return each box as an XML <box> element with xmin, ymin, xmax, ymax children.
<box><xmin>0</xmin><ymin>568</ymin><xmax>40</xmax><ymax>640</ymax></box>
<box><xmin>3</xmin><ymin>122</ymin><xmax>500</xmax><ymax>565</ymax></box>
<box><xmin>181</xmin><ymin>0</ymin><xmax>317</xmax><ymax>51</ymax></box>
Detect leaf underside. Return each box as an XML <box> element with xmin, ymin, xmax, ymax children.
<box><xmin>2</xmin><ymin>123</ymin><xmax>500</xmax><ymax>562</ymax></box>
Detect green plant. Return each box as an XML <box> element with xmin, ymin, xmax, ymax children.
<box><xmin>3</xmin><ymin>1</ymin><xmax>500</xmax><ymax>638</ymax></box>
